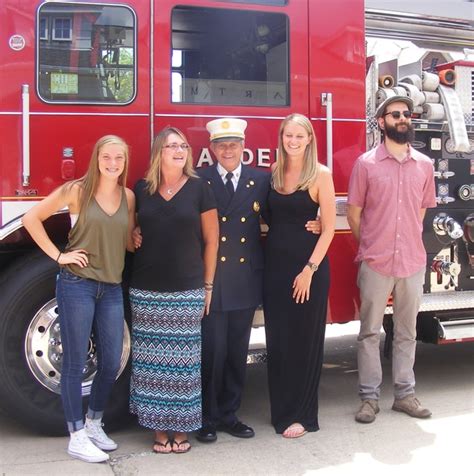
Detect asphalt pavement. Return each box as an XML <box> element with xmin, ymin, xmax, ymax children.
<box><xmin>0</xmin><ymin>322</ymin><xmax>473</xmax><ymax>476</ymax></box>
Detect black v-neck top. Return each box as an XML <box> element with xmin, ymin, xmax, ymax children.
<box><xmin>130</xmin><ymin>177</ymin><xmax>216</xmax><ymax>292</ymax></box>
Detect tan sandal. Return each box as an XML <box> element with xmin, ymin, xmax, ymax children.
<box><xmin>282</xmin><ymin>423</ymin><xmax>307</xmax><ymax>439</ymax></box>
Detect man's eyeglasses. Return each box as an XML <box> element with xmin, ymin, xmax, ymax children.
<box><xmin>383</xmin><ymin>110</ymin><xmax>412</xmax><ymax>119</ymax></box>
<box><xmin>164</xmin><ymin>143</ymin><xmax>190</xmax><ymax>151</ymax></box>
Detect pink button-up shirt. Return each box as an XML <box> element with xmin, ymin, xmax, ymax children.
<box><xmin>348</xmin><ymin>143</ymin><xmax>436</xmax><ymax>278</ymax></box>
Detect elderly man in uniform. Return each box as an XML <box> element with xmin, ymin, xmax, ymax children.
<box><xmin>196</xmin><ymin>118</ymin><xmax>269</xmax><ymax>442</ymax></box>
<box><xmin>130</xmin><ymin>119</ymin><xmax>320</xmax><ymax>441</ymax></box>
<box><xmin>347</xmin><ymin>96</ymin><xmax>436</xmax><ymax>424</ymax></box>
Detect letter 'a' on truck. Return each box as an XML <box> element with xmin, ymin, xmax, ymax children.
<box><xmin>1</xmin><ymin>0</ymin><xmax>473</xmax><ymax>435</ymax></box>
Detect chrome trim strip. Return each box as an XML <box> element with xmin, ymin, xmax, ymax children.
<box><xmin>322</xmin><ymin>93</ymin><xmax>334</xmax><ymax>172</ymax></box>
<box><xmin>155</xmin><ymin>113</ymin><xmax>367</xmax><ymax>122</ymax></box>
<box><xmin>0</xmin><ymin>209</ymin><xmax>68</xmax><ymax>241</ymax></box>
<box><xmin>155</xmin><ymin>113</ymin><xmax>287</xmax><ymax>120</ymax></box>
<box><xmin>442</xmin><ymin>319</ymin><xmax>474</xmax><ymax>328</ymax></box>
<box><xmin>312</xmin><ymin>118</ymin><xmax>367</xmax><ymax>122</ymax></box>
<box><xmin>366</xmin><ymin>9</ymin><xmax>474</xmax><ymax>50</ymax></box>
<box><xmin>439</xmin><ymin>319</ymin><xmax>474</xmax><ymax>341</ymax></box>
<box><xmin>22</xmin><ymin>85</ymin><xmax>30</xmax><ymax>186</ymax></box>
<box><xmin>29</xmin><ymin>112</ymin><xmax>148</xmax><ymax>116</ymax></box>
<box><xmin>150</xmin><ymin>0</ymin><xmax>154</xmax><ymax>147</ymax></box>
<box><xmin>2</xmin><ymin>111</ymin><xmax>365</xmax><ymax>121</ymax></box>
<box><xmin>366</xmin><ymin>9</ymin><xmax>474</xmax><ymax>30</ymax></box>
<box><xmin>0</xmin><ymin>216</ymin><xmax>25</xmax><ymax>241</ymax></box>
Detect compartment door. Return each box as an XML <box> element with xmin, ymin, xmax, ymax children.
<box><xmin>308</xmin><ymin>0</ymin><xmax>366</xmax><ymax>323</ymax></box>
<box><xmin>153</xmin><ymin>0</ymin><xmax>310</xmax><ymax>162</ymax></box>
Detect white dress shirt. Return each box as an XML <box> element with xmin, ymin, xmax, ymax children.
<box><xmin>216</xmin><ymin>162</ymin><xmax>242</xmax><ymax>192</ymax></box>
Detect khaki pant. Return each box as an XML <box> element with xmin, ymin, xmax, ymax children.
<box><xmin>357</xmin><ymin>261</ymin><xmax>425</xmax><ymax>400</ymax></box>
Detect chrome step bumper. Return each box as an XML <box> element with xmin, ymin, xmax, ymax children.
<box><xmin>385</xmin><ymin>290</ymin><xmax>474</xmax><ymax>314</ymax></box>
<box><xmin>438</xmin><ymin>318</ymin><xmax>474</xmax><ymax>342</ymax></box>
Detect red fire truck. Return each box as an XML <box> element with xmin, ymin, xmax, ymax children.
<box><xmin>1</xmin><ymin>0</ymin><xmax>473</xmax><ymax>435</ymax></box>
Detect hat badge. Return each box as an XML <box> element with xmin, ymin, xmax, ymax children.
<box><xmin>221</xmin><ymin>120</ymin><xmax>230</xmax><ymax>129</ymax></box>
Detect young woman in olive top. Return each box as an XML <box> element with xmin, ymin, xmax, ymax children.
<box><xmin>22</xmin><ymin>135</ymin><xmax>135</xmax><ymax>463</ymax></box>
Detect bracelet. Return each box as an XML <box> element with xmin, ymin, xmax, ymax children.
<box><xmin>205</xmin><ymin>288</ymin><xmax>213</xmax><ymax>293</ymax></box>
<box><xmin>56</xmin><ymin>251</ymin><xmax>62</xmax><ymax>263</ymax></box>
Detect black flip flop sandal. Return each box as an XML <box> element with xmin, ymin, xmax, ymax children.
<box><xmin>172</xmin><ymin>439</ymin><xmax>191</xmax><ymax>454</ymax></box>
<box><xmin>153</xmin><ymin>439</ymin><xmax>173</xmax><ymax>454</ymax></box>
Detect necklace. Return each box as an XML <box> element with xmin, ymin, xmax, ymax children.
<box><xmin>163</xmin><ymin>175</ymin><xmax>184</xmax><ymax>195</ymax></box>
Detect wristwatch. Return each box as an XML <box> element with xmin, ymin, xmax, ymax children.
<box><xmin>306</xmin><ymin>261</ymin><xmax>319</xmax><ymax>272</ymax></box>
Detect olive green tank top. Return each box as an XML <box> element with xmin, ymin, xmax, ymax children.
<box><xmin>65</xmin><ymin>189</ymin><xmax>128</xmax><ymax>283</ymax></box>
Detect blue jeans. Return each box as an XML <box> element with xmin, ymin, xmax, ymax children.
<box><xmin>56</xmin><ymin>269</ymin><xmax>124</xmax><ymax>432</ymax></box>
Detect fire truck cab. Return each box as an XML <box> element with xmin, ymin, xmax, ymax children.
<box><xmin>1</xmin><ymin>0</ymin><xmax>473</xmax><ymax>434</ymax></box>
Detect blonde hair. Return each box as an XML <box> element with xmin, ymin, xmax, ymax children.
<box><xmin>272</xmin><ymin>113</ymin><xmax>319</xmax><ymax>191</ymax></box>
<box><xmin>63</xmin><ymin>135</ymin><xmax>129</xmax><ymax>217</ymax></box>
<box><xmin>145</xmin><ymin>127</ymin><xmax>197</xmax><ymax>195</ymax></box>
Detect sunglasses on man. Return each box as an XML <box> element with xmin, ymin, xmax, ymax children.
<box><xmin>383</xmin><ymin>110</ymin><xmax>412</xmax><ymax>119</ymax></box>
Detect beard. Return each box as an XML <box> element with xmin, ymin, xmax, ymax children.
<box><xmin>383</xmin><ymin>121</ymin><xmax>415</xmax><ymax>144</ymax></box>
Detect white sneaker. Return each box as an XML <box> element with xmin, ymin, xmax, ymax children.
<box><xmin>68</xmin><ymin>428</ymin><xmax>109</xmax><ymax>463</ymax></box>
<box><xmin>85</xmin><ymin>417</ymin><xmax>118</xmax><ymax>451</ymax></box>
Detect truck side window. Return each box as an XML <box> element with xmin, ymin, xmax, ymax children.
<box><xmin>37</xmin><ymin>3</ymin><xmax>136</xmax><ymax>104</ymax></box>
<box><xmin>171</xmin><ymin>6</ymin><xmax>289</xmax><ymax>107</ymax></box>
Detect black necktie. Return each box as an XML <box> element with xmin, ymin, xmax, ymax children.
<box><xmin>225</xmin><ymin>172</ymin><xmax>234</xmax><ymax>199</ymax></box>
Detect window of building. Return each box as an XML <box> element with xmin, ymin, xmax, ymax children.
<box><xmin>171</xmin><ymin>6</ymin><xmax>289</xmax><ymax>106</ymax></box>
<box><xmin>37</xmin><ymin>3</ymin><xmax>136</xmax><ymax>104</ymax></box>
<box><xmin>53</xmin><ymin>18</ymin><xmax>72</xmax><ymax>41</ymax></box>
<box><xmin>39</xmin><ymin>18</ymin><xmax>48</xmax><ymax>40</ymax></box>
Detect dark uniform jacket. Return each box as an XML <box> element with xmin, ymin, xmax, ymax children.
<box><xmin>198</xmin><ymin>164</ymin><xmax>270</xmax><ymax>312</ymax></box>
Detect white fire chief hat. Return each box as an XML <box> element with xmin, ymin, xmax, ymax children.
<box><xmin>206</xmin><ymin>118</ymin><xmax>247</xmax><ymax>142</ymax></box>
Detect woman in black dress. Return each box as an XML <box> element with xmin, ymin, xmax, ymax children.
<box><xmin>264</xmin><ymin>113</ymin><xmax>336</xmax><ymax>438</ymax></box>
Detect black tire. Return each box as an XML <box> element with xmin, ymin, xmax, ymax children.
<box><xmin>0</xmin><ymin>251</ymin><xmax>132</xmax><ymax>436</ymax></box>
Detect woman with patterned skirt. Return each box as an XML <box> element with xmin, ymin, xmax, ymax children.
<box><xmin>129</xmin><ymin>127</ymin><xmax>218</xmax><ymax>454</ymax></box>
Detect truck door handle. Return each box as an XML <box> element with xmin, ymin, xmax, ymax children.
<box><xmin>321</xmin><ymin>92</ymin><xmax>333</xmax><ymax>172</ymax></box>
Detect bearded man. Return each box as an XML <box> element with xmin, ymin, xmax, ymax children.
<box><xmin>347</xmin><ymin>96</ymin><xmax>436</xmax><ymax>424</ymax></box>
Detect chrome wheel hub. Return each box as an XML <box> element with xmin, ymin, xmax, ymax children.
<box><xmin>24</xmin><ymin>298</ymin><xmax>130</xmax><ymax>395</ymax></box>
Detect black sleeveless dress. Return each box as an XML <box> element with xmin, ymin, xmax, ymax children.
<box><xmin>263</xmin><ymin>188</ymin><xmax>329</xmax><ymax>434</ymax></box>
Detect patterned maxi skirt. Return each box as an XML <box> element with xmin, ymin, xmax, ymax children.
<box><xmin>129</xmin><ymin>287</ymin><xmax>205</xmax><ymax>432</ymax></box>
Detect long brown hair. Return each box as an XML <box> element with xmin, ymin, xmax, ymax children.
<box><xmin>145</xmin><ymin>127</ymin><xmax>197</xmax><ymax>195</ymax></box>
<box><xmin>272</xmin><ymin>113</ymin><xmax>319</xmax><ymax>191</ymax></box>
<box><xmin>63</xmin><ymin>134</ymin><xmax>129</xmax><ymax>216</ymax></box>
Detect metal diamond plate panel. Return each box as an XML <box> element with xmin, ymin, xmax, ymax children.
<box><xmin>385</xmin><ymin>290</ymin><xmax>474</xmax><ymax>314</ymax></box>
